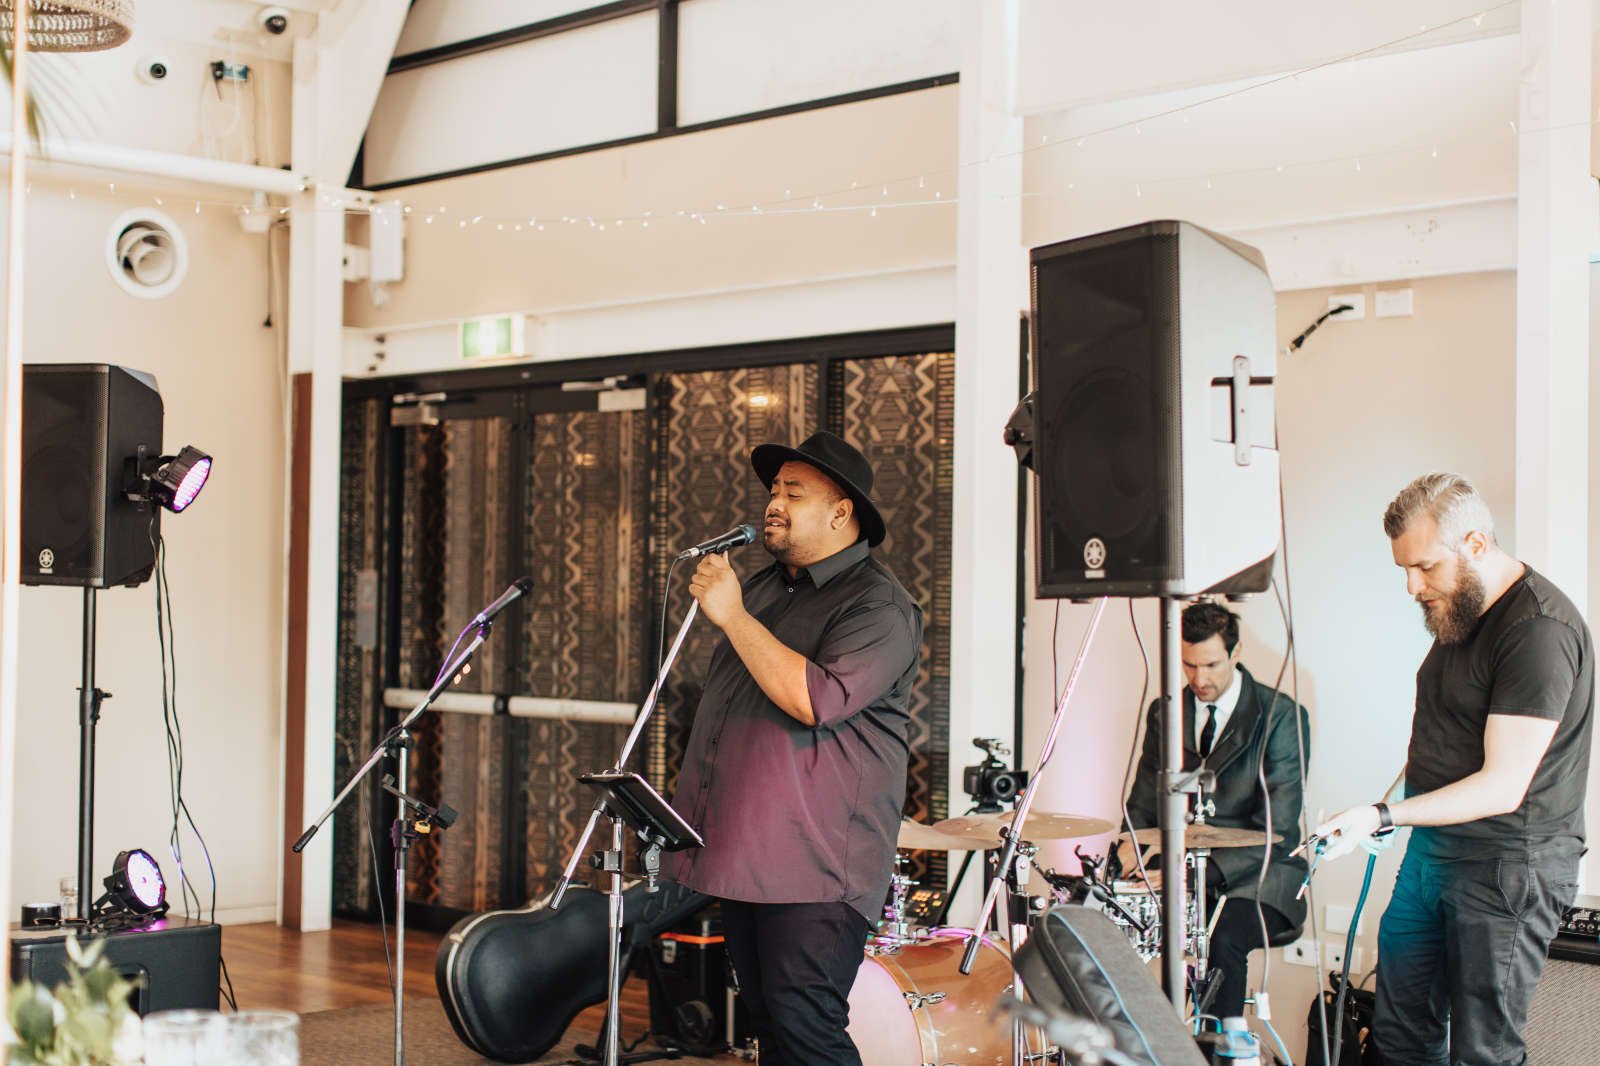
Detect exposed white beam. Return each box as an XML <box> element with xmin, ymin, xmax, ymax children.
<box><xmin>296</xmin><ymin>0</ymin><xmax>410</xmax><ymax>183</ymax></box>
<box><xmin>0</xmin><ymin>135</ymin><xmax>309</xmax><ymax>194</ymax></box>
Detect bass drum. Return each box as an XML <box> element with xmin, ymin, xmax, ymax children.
<box><xmin>846</xmin><ymin>930</ymin><xmax>1042</xmax><ymax>1066</ymax></box>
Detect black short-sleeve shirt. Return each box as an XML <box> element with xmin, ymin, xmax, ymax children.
<box><xmin>1406</xmin><ymin>566</ymin><xmax>1594</xmax><ymax>860</ymax></box>
<box><xmin>661</xmin><ymin>539</ymin><xmax>923</xmax><ymax>921</ymax></box>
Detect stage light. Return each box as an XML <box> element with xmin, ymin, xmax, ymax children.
<box><xmin>148</xmin><ymin>446</ymin><xmax>212</xmax><ymax>513</ymax></box>
<box><xmin>126</xmin><ymin>445</ymin><xmax>212</xmax><ymax>514</ymax></box>
<box><xmin>102</xmin><ymin>848</ymin><xmax>168</xmax><ymax>916</ymax></box>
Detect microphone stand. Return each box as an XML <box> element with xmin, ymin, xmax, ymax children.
<box><xmin>959</xmin><ymin>596</ymin><xmax>1107</xmax><ymax>1066</ymax></box>
<box><xmin>293</xmin><ymin>616</ymin><xmax>496</xmax><ymax>1066</ymax></box>
<box><xmin>549</xmin><ymin>597</ymin><xmax>702</xmax><ymax>1066</ymax></box>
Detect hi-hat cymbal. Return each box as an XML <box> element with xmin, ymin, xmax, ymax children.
<box><xmin>1119</xmin><ymin>825</ymin><xmax>1282</xmax><ymax>849</ymax></box>
<box><xmin>897</xmin><ymin>818</ymin><xmax>1002</xmax><ymax>851</ymax></box>
<box><xmin>934</xmin><ymin>810</ymin><xmax>1114</xmax><ymax>842</ymax></box>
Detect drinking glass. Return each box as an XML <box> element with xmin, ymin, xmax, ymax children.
<box><xmin>143</xmin><ymin>1009</ymin><xmax>228</xmax><ymax>1066</ymax></box>
<box><xmin>223</xmin><ymin>1009</ymin><xmax>300</xmax><ymax>1065</ymax></box>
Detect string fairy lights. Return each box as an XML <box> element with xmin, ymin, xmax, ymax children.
<box><xmin>11</xmin><ymin>1</ymin><xmax>1545</xmax><ymax>241</ymax></box>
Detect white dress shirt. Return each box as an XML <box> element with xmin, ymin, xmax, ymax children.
<box><xmin>1195</xmin><ymin>666</ymin><xmax>1243</xmax><ymax>754</ymax></box>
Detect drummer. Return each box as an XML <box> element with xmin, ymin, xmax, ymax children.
<box><xmin>1113</xmin><ymin>601</ymin><xmax>1311</xmax><ymax>1020</ymax></box>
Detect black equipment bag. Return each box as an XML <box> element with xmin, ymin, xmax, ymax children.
<box><xmin>1304</xmin><ymin>979</ymin><xmax>1382</xmax><ymax>1066</ymax></box>
<box><xmin>1013</xmin><ymin>905</ymin><xmax>1207</xmax><ymax>1066</ymax></box>
<box><xmin>435</xmin><ymin>881</ymin><xmax>708</xmax><ymax>1063</ymax></box>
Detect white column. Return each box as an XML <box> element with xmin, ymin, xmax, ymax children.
<box><xmin>948</xmin><ymin>0</ymin><xmax>1027</xmax><ymax>921</ymax></box>
<box><xmin>282</xmin><ymin>31</ymin><xmax>352</xmax><ymax>931</ymax></box>
<box><xmin>1514</xmin><ymin>0</ymin><xmax>1592</xmax><ymax>889</ymax></box>
<box><xmin>1515</xmin><ymin>0</ymin><xmax>1590</xmax><ymax>610</ymax></box>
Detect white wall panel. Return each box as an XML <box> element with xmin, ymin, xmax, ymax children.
<box><xmin>677</xmin><ymin>0</ymin><xmax>959</xmax><ymax>125</ymax></box>
<box><xmin>365</xmin><ymin>13</ymin><xmax>658</xmax><ymax>186</ymax></box>
<box><xmin>395</xmin><ymin>0</ymin><xmax>608</xmax><ymax>55</ymax></box>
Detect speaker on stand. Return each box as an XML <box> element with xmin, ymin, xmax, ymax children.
<box><xmin>18</xmin><ymin>364</ymin><xmax>166</xmax><ymax>924</ymax></box>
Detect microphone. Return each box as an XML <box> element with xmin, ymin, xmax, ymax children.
<box><xmin>676</xmin><ymin>524</ymin><xmax>759</xmax><ymax>560</ymax></box>
<box><xmin>474</xmin><ymin>577</ymin><xmax>533</xmax><ymax>625</ymax></box>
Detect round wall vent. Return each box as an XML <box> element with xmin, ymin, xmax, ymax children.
<box><xmin>105</xmin><ymin>208</ymin><xmax>188</xmax><ymax>299</ymax></box>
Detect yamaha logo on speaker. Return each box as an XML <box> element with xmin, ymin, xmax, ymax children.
<box><xmin>37</xmin><ymin>548</ymin><xmax>53</xmax><ymax>572</ymax></box>
<box><xmin>1083</xmin><ymin>537</ymin><xmax>1107</xmax><ymax>572</ymax></box>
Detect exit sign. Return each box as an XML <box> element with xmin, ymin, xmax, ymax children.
<box><xmin>460</xmin><ymin>315</ymin><xmax>523</xmax><ymax>360</ymax></box>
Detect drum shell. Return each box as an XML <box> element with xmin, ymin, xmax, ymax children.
<box><xmin>847</xmin><ymin>931</ymin><xmax>1039</xmax><ymax>1066</ymax></box>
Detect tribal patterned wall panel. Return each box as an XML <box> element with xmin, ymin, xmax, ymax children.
<box><xmin>398</xmin><ymin>416</ymin><xmax>521</xmax><ymax>912</ymax></box>
<box><xmin>332</xmin><ymin>398</ymin><xmax>388</xmax><ymax>915</ymax></box>
<box><xmin>646</xmin><ymin>365</ymin><xmax>820</xmax><ymax>797</ymax></box>
<box><xmin>517</xmin><ymin>408</ymin><xmax>652</xmax><ymax>897</ymax></box>
<box><xmin>836</xmin><ymin>352</ymin><xmax>955</xmax><ymax>888</ymax></box>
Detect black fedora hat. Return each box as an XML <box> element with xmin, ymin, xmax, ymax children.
<box><xmin>750</xmin><ymin>431</ymin><xmax>887</xmax><ymax>547</ymax></box>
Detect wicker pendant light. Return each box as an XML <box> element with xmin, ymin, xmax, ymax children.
<box><xmin>1</xmin><ymin>0</ymin><xmax>133</xmax><ymax>53</ymax></box>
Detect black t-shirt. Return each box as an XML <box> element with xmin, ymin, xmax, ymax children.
<box><xmin>1406</xmin><ymin>566</ymin><xmax>1594</xmax><ymax>860</ymax></box>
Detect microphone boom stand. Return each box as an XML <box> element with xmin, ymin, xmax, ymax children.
<box><xmin>959</xmin><ymin>596</ymin><xmax>1108</xmax><ymax>1066</ymax></box>
<box><xmin>549</xmin><ymin>597</ymin><xmax>703</xmax><ymax>1066</ymax></box>
<box><xmin>293</xmin><ymin>618</ymin><xmax>495</xmax><ymax>1066</ymax></box>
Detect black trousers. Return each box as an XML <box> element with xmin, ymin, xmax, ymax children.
<box><xmin>1206</xmin><ymin>896</ymin><xmax>1295</xmax><ymax>1020</ymax></box>
<box><xmin>1373</xmin><ymin>845</ymin><xmax>1578</xmax><ymax>1066</ymax></box>
<box><xmin>719</xmin><ymin>899</ymin><xmax>869</xmax><ymax>1066</ymax></box>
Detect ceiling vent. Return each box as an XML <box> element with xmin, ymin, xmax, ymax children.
<box><xmin>105</xmin><ymin>209</ymin><xmax>188</xmax><ymax>299</ymax></box>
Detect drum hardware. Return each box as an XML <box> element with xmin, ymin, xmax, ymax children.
<box><xmin>902</xmin><ymin>991</ymin><xmax>947</xmax><ymax>1010</ymax></box>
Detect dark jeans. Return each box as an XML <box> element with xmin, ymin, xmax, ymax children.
<box><xmin>719</xmin><ymin>899</ymin><xmax>869</xmax><ymax>1066</ymax></box>
<box><xmin>1373</xmin><ymin>845</ymin><xmax>1578</xmax><ymax>1066</ymax></box>
<box><xmin>1206</xmin><ymin>896</ymin><xmax>1295</xmax><ymax>1020</ymax></box>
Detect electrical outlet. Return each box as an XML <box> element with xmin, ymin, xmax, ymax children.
<box><xmin>1284</xmin><ymin>939</ymin><xmax>1318</xmax><ymax>967</ymax></box>
<box><xmin>1325</xmin><ymin>944</ymin><xmax>1364</xmax><ymax>972</ymax></box>
<box><xmin>1329</xmin><ymin>293</ymin><xmax>1365</xmax><ymax>320</ymax></box>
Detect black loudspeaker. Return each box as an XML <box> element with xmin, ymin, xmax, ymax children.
<box><xmin>1013</xmin><ymin>905</ymin><xmax>1207</xmax><ymax>1066</ymax></box>
<box><xmin>9</xmin><ymin>917</ymin><xmax>220</xmax><ymax>1016</ymax></box>
<box><xmin>1029</xmin><ymin>220</ymin><xmax>1280</xmax><ymax>598</ymax></box>
<box><xmin>21</xmin><ymin>363</ymin><xmax>163</xmax><ymax>588</ymax></box>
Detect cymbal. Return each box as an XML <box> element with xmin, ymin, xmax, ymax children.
<box><xmin>933</xmin><ymin>810</ymin><xmax>1115</xmax><ymax>842</ymax></box>
<box><xmin>1118</xmin><ymin>825</ymin><xmax>1282</xmax><ymax>849</ymax></box>
<box><xmin>896</xmin><ymin>818</ymin><xmax>1002</xmax><ymax>851</ymax></box>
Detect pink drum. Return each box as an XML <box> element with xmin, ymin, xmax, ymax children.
<box><xmin>846</xmin><ymin>930</ymin><xmax>1040</xmax><ymax>1066</ymax></box>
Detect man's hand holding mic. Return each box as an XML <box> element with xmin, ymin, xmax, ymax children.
<box><xmin>689</xmin><ymin>552</ymin><xmax>746</xmax><ymax>630</ymax></box>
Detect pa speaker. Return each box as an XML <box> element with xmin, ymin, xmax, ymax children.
<box><xmin>9</xmin><ymin>917</ymin><xmax>220</xmax><ymax>1016</ymax></box>
<box><xmin>1029</xmin><ymin>220</ymin><xmax>1279</xmax><ymax>598</ymax></box>
<box><xmin>21</xmin><ymin>363</ymin><xmax>163</xmax><ymax>588</ymax></box>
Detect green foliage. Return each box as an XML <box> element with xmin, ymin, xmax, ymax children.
<box><xmin>7</xmin><ymin>937</ymin><xmax>141</xmax><ymax>1065</ymax></box>
<box><xmin>0</xmin><ymin>43</ymin><xmax>49</xmax><ymax>146</ymax></box>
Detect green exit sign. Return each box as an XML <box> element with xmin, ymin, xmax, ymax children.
<box><xmin>460</xmin><ymin>315</ymin><xmax>523</xmax><ymax>360</ymax></box>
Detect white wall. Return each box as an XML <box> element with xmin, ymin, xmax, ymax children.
<box><xmin>5</xmin><ymin>173</ymin><xmax>287</xmax><ymax>924</ymax></box>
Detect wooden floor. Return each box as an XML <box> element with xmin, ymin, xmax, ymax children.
<box><xmin>221</xmin><ymin>918</ymin><xmax>648</xmax><ymax>1033</ymax></box>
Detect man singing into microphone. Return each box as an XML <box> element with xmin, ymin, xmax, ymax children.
<box><xmin>662</xmin><ymin>430</ymin><xmax>922</xmax><ymax>1066</ymax></box>
<box><xmin>1312</xmin><ymin>473</ymin><xmax>1592</xmax><ymax>1066</ymax></box>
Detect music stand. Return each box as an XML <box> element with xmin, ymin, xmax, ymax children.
<box><xmin>576</xmin><ymin>770</ymin><xmax>703</xmax><ymax>1066</ymax></box>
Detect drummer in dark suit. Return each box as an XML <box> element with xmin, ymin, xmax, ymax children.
<box><xmin>1114</xmin><ymin>601</ymin><xmax>1311</xmax><ymax>1020</ymax></box>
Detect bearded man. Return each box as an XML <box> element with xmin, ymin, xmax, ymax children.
<box><xmin>1312</xmin><ymin>473</ymin><xmax>1593</xmax><ymax>1066</ymax></box>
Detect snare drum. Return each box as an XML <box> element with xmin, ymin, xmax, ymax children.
<box><xmin>1101</xmin><ymin>880</ymin><xmax>1197</xmax><ymax>961</ymax></box>
<box><xmin>846</xmin><ymin>929</ymin><xmax>1040</xmax><ymax>1066</ymax></box>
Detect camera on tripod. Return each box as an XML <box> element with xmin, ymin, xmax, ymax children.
<box><xmin>962</xmin><ymin>738</ymin><xmax>1029</xmax><ymax>809</ymax></box>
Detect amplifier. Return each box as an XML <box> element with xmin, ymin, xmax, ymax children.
<box><xmin>645</xmin><ymin>907</ymin><xmax>752</xmax><ymax>1056</ymax></box>
<box><xmin>1550</xmin><ymin>893</ymin><xmax>1600</xmax><ymax>965</ymax></box>
<box><xmin>9</xmin><ymin>916</ymin><xmax>221</xmax><ymax>1016</ymax></box>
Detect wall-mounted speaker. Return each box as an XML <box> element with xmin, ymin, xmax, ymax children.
<box><xmin>21</xmin><ymin>364</ymin><xmax>163</xmax><ymax>588</ymax></box>
<box><xmin>1029</xmin><ymin>220</ymin><xmax>1280</xmax><ymax>599</ymax></box>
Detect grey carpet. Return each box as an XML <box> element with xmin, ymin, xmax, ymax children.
<box><xmin>299</xmin><ymin>998</ymin><xmax>733</xmax><ymax>1066</ymax></box>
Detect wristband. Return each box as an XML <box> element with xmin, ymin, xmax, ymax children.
<box><xmin>1374</xmin><ymin>802</ymin><xmax>1394</xmax><ymax>832</ymax></box>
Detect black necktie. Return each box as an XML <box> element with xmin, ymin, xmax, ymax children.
<box><xmin>1199</xmin><ymin>704</ymin><xmax>1218</xmax><ymax>759</ymax></box>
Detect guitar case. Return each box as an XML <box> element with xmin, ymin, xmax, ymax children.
<box><xmin>435</xmin><ymin>880</ymin><xmax>708</xmax><ymax>1063</ymax></box>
